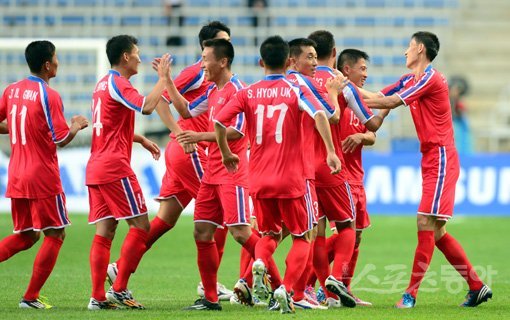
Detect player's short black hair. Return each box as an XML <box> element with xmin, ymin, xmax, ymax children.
<box><xmin>202</xmin><ymin>38</ymin><xmax>234</xmax><ymax>68</ymax></box>
<box><xmin>412</xmin><ymin>31</ymin><xmax>440</xmax><ymax>62</ymax></box>
<box><xmin>260</xmin><ymin>36</ymin><xmax>289</xmax><ymax>69</ymax></box>
<box><xmin>308</xmin><ymin>30</ymin><xmax>335</xmax><ymax>60</ymax></box>
<box><xmin>198</xmin><ymin>21</ymin><xmax>231</xmax><ymax>50</ymax></box>
<box><xmin>25</xmin><ymin>40</ymin><xmax>55</xmax><ymax>73</ymax></box>
<box><xmin>337</xmin><ymin>48</ymin><xmax>370</xmax><ymax>71</ymax></box>
<box><xmin>106</xmin><ymin>35</ymin><xmax>138</xmax><ymax>67</ymax></box>
<box><xmin>288</xmin><ymin>38</ymin><xmax>317</xmax><ymax>58</ymax></box>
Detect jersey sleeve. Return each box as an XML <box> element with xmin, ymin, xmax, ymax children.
<box><xmin>396</xmin><ymin>69</ymin><xmax>435</xmax><ymax>106</ymax></box>
<box><xmin>108</xmin><ymin>74</ymin><xmax>145</xmax><ymax>113</ymax></box>
<box><xmin>296</xmin><ymin>85</ymin><xmax>326</xmax><ymax>118</ymax></box>
<box><xmin>300</xmin><ymin>75</ymin><xmax>336</xmax><ymax>118</ymax></box>
<box><xmin>343</xmin><ymin>82</ymin><xmax>374</xmax><ymax>124</ymax></box>
<box><xmin>42</xmin><ymin>87</ymin><xmax>70</xmax><ymax>143</ymax></box>
<box><xmin>161</xmin><ymin>66</ymin><xmax>205</xmax><ymax>104</ymax></box>
<box><xmin>214</xmin><ymin>91</ymin><xmax>245</xmax><ymax>129</ymax></box>
<box><xmin>380</xmin><ymin>74</ymin><xmax>414</xmax><ymax>96</ymax></box>
<box><xmin>188</xmin><ymin>85</ymin><xmax>213</xmax><ymax>117</ymax></box>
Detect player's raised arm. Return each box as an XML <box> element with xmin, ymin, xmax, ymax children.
<box><xmin>365</xmin><ymin>94</ymin><xmax>403</xmax><ymax>110</ymax></box>
<box><xmin>141</xmin><ymin>53</ymin><xmax>171</xmax><ymax>115</ymax></box>
<box><xmin>57</xmin><ymin>115</ymin><xmax>88</xmax><ymax>148</ymax></box>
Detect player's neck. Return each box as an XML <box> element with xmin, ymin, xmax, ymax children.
<box><xmin>317</xmin><ymin>59</ymin><xmax>333</xmax><ymax>69</ymax></box>
<box><xmin>31</xmin><ymin>72</ymin><xmax>50</xmax><ymax>84</ymax></box>
<box><xmin>264</xmin><ymin>67</ymin><xmax>286</xmax><ymax>76</ymax></box>
<box><xmin>412</xmin><ymin>60</ymin><xmax>431</xmax><ymax>78</ymax></box>
<box><xmin>112</xmin><ymin>66</ymin><xmax>133</xmax><ymax>79</ymax></box>
<box><xmin>215</xmin><ymin>71</ymin><xmax>233</xmax><ymax>90</ymax></box>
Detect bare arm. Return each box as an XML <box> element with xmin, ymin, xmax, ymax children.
<box><xmin>342</xmin><ymin>131</ymin><xmax>376</xmax><ymax>153</ymax></box>
<box><xmin>155</xmin><ymin>98</ymin><xmax>182</xmax><ymax>134</ymax></box>
<box><xmin>359</xmin><ymin>87</ymin><xmax>384</xmax><ymax>99</ymax></box>
<box><xmin>325</xmin><ymin>75</ymin><xmax>346</xmax><ymax>124</ymax></box>
<box><xmin>134</xmin><ymin>134</ymin><xmax>161</xmax><ymax>160</ymax></box>
<box><xmin>214</xmin><ymin>122</ymin><xmax>239</xmax><ymax>173</ymax></box>
<box><xmin>313</xmin><ymin>111</ymin><xmax>341</xmax><ymax>174</ymax></box>
<box><xmin>0</xmin><ymin>121</ymin><xmax>7</xmax><ymax>134</ymax></box>
<box><xmin>177</xmin><ymin>128</ymin><xmax>242</xmax><ymax>144</ymax></box>
<box><xmin>365</xmin><ymin>94</ymin><xmax>403</xmax><ymax>110</ymax></box>
<box><xmin>57</xmin><ymin>115</ymin><xmax>88</xmax><ymax>148</ymax></box>
<box><xmin>153</xmin><ymin>55</ymin><xmax>192</xmax><ymax>119</ymax></box>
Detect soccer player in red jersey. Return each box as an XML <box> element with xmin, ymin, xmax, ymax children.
<box><xmin>163</xmin><ymin>38</ymin><xmax>260</xmax><ymax>311</ymax></box>
<box><xmin>214</xmin><ymin>35</ymin><xmax>342</xmax><ymax>314</ymax></box>
<box><xmin>107</xmin><ymin>21</ymin><xmax>234</xmax><ymax>302</ymax></box>
<box><xmin>364</xmin><ymin>31</ymin><xmax>492</xmax><ymax>308</ymax></box>
<box><xmin>337</xmin><ymin>48</ymin><xmax>376</xmax><ymax>306</ymax></box>
<box><xmin>0</xmin><ymin>40</ymin><xmax>88</xmax><ymax>309</ymax></box>
<box><xmin>86</xmin><ymin>35</ymin><xmax>169</xmax><ymax>310</ymax></box>
<box><xmin>285</xmin><ymin>37</ymin><xmax>344</xmax><ymax>310</ymax></box>
<box><xmin>307</xmin><ymin>30</ymin><xmax>388</xmax><ymax>308</ymax></box>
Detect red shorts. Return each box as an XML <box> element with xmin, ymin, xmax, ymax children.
<box><xmin>11</xmin><ymin>194</ymin><xmax>70</xmax><ymax>232</ymax></box>
<box><xmin>194</xmin><ymin>183</ymin><xmax>250</xmax><ymax>227</ymax></box>
<box><xmin>418</xmin><ymin>146</ymin><xmax>459</xmax><ymax>220</ymax></box>
<box><xmin>305</xmin><ymin>180</ymin><xmax>319</xmax><ymax>225</ymax></box>
<box><xmin>156</xmin><ymin>140</ymin><xmax>207</xmax><ymax>208</ymax></box>
<box><xmin>316</xmin><ymin>182</ymin><xmax>355</xmax><ymax>223</ymax></box>
<box><xmin>88</xmin><ymin>175</ymin><xmax>148</xmax><ymax>224</ymax></box>
<box><xmin>253</xmin><ymin>197</ymin><xmax>312</xmax><ymax>236</ymax></box>
<box><xmin>349</xmin><ymin>184</ymin><xmax>371</xmax><ymax>230</ymax></box>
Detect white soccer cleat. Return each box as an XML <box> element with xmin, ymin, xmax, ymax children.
<box><xmin>325</xmin><ymin>275</ymin><xmax>356</xmax><ymax>308</ymax></box>
<box><xmin>325</xmin><ymin>297</ymin><xmax>342</xmax><ymax>308</ymax></box>
<box><xmin>106</xmin><ymin>262</ymin><xmax>118</xmax><ymax>286</ymax></box>
<box><xmin>106</xmin><ymin>287</ymin><xmax>145</xmax><ymax>309</ymax></box>
<box><xmin>87</xmin><ymin>297</ymin><xmax>119</xmax><ymax>310</ymax></box>
<box><xmin>252</xmin><ymin>259</ymin><xmax>271</xmax><ymax>301</ymax></box>
<box><xmin>233</xmin><ymin>278</ymin><xmax>254</xmax><ymax>306</ymax></box>
<box><xmin>273</xmin><ymin>285</ymin><xmax>295</xmax><ymax>314</ymax></box>
<box><xmin>197</xmin><ymin>282</ymin><xmax>234</xmax><ymax>301</ymax></box>
<box><xmin>293</xmin><ymin>298</ymin><xmax>328</xmax><ymax>310</ymax></box>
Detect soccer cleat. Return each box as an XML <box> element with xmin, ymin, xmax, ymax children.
<box><xmin>267</xmin><ymin>293</ymin><xmax>280</xmax><ymax>311</ymax></box>
<box><xmin>106</xmin><ymin>287</ymin><xmax>145</xmax><ymax>309</ymax></box>
<box><xmin>316</xmin><ymin>286</ymin><xmax>326</xmax><ymax>304</ymax></box>
<box><xmin>273</xmin><ymin>285</ymin><xmax>295</xmax><ymax>314</ymax></box>
<box><xmin>304</xmin><ymin>285</ymin><xmax>318</xmax><ymax>303</ymax></box>
<box><xmin>395</xmin><ymin>292</ymin><xmax>416</xmax><ymax>308</ymax></box>
<box><xmin>230</xmin><ymin>292</ymin><xmax>268</xmax><ymax>307</ymax></box>
<box><xmin>349</xmin><ymin>291</ymin><xmax>373</xmax><ymax>306</ymax></box>
<box><xmin>233</xmin><ymin>278</ymin><xmax>254</xmax><ymax>306</ymax></box>
<box><xmin>293</xmin><ymin>298</ymin><xmax>328</xmax><ymax>310</ymax></box>
<box><xmin>324</xmin><ymin>297</ymin><xmax>341</xmax><ymax>308</ymax></box>
<box><xmin>325</xmin><ymin>275</ymin><xmax>356</xmax><ymax>308</ymax></box>
<box><xmin>87</xmin><ymin>298</ymin><xmax>120</xmax><ymax>310</ymax></box>
<box><xmin>19</xmin><ymin>297</ymin><xmax>53</xmax><ymax>309</ymax></box>
<box><xmin>197</xmin><ymin>282</ymin><xmax>234</xmax><ymax>301</ymax></box>
<box><xmin>252</xmin><ymin>259</ymin><xmax>271</xmax><ymax>301</ymax></box>
<box><xmin>183</xmin><ymin>298</ymin><xmax>222</xmax><ymax>311</ymax></box>
<box><xmin>460</xmin><ymin>284</ymin><xmax>492</xmax><ymax>307</ymax></box>
<box><xmin>106</xmin><ymin>262</ymin><xmax>118</xmax><ymax>286</ymax></box>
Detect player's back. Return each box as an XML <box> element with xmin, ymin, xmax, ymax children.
<box><xmin>86</xmin><ymin>70</ymin><xmax>142</xmax><ymax>185</ymax></box>
<box><xmin>233</xmin><ymin>75</ymin><xmax>310</xmax><ymax>198</ymax></box>
<box><xmin>0</xmin><ymin>76</ymin><xmax>68</xmax><ymax>198</ymax></box>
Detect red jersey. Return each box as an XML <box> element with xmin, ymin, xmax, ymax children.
<box><xmin>0</xmin><ymin>76</ymin><xmax>69</xmax><ymax>198</ymax></box>
<box><xmin>380</xmin><ymin>64</ymin><xmax>454</xmax><ymax>152</ymax></box>
<box><xmin>313</xmin><ymin>66</ymin><xmax>374</xmax><ymax>187</ymax></box>
<box><xmin>86</xmin><ymin>70</ymin><xmax>145</xmax><ymax>185</ymax></box>
<box><xmin>161</xmin><ymin>59</ymin><xmax>210</xmax><ymax>141</ymax></box>
<box><xmin>286</xmin><ymin>70</ymin><xmax>335</xmax><ymax>180</ymax></box>
<box><xmin>214</xmin><ymin>74</ymin><xmax>325</xmax><ymax>199</ymax></box>
<box><xmin>188</xmin><ymin>75</ymin><xmax>248</xmax><ymax>186</ymax></box>
<box><xmin>340</xmin><ymin>107</ymin><xmax>367</xmax><ymax>186</ymax></box>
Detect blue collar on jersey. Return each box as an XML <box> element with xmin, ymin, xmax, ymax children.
<box><xmin>27</xmin><ymin>75</ymin><xmax>47</xmax><ymax>84</ymax></box>
<box><xmin>109</xmin><ymin>70</ymin><xmax>121</xmax><ymax>76</ymax></box>
<box><xmin>286</xmin><ymin>70</ymin><xmax>299</xmax><ymax>75</ymax></box>
<box><xmin>264</xmin><ymin>74</ymin><xmax>285</xmax><ymax>80</ymax></box>
<box><xmin>424</xmin><ymin>64</ymin><xmax>433</xmax><ymax>73</ymax></box>
<box><xmin>316</xmin><ymin>65</ymin><xmax>334</xmax><ymax>73</ymax></box>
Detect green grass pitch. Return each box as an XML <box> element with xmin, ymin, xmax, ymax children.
<box><xmin>0</xmin><ymin>213</ymin><xmax>508</xmax><ymax>319</ymax></box>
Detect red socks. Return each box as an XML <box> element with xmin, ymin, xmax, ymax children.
<box><xmin>113</xmin><ymin>228</ymin><xmax>148</xmax><ymax>292</ymax></box>
<box><xmin>313</xmin><ymin>236</ymin><xmax>330</xmax><ymax>293</ymax></box>
<box><xmin>331</xmin><ymin>227</ymin><xmax>356</xmax><ymax>280</ymax></box>
<box><xmin>146</xmin><ymin>216</ymin><xmax>174</xmax><ymax>249</ymax></box>
<box><xmin>0</xmin><ymin>233</ymin><xmax>35</xmax><ymax>262</ymax></box>
<box><xmin>90</xmin><ymin>235</ymin><xmax>112</xmax><ymax>301</ymax></box>
<box><xmin>282</xmin><ymin>238</ymin><xmax>310</xmax><ymax>293</ymax></box>
<box><xmin>293</xmin><ymin>242</ymin><xmax>313</xmax><ymax>301</ymax></box>
<box><xmin>196</xmin><ymin>240</ymin><xmax>219</xmax><ymax>303</ymax></box>
<box><xmin>343</xmin><ymin>243</ymin><xmax>360</xmax><ymax>288</ymax></box>
<box><xmin>406</xmin><ymin>230</ymin><xmax>435</xmax><ymax>297</ymax></box>
<box><xmin>23</xmin><ymin>236</ymin><xmax>63</xmax><ymax>300</ymax></box>
<box><xmin>436</xmin><ymin>233</ymin><xmax>483</xmax><ymax>291</ymax></box>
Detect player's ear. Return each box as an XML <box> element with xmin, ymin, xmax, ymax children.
<box><xmin>284</xmin><ymin>57</ymin><xmax>291</xmax><ymax>69</ymax></box>
<box><xmin>258</xmin><ymin>58</ymin><xmax>264</xmax><ymax>68</ymax></box>
<box><xmin>44</xmin><ymin>60</ymin><xmax>51</xmax><ymax>72</ymax></box>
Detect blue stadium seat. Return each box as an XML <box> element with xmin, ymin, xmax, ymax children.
<box><xmin>424</xmin><ymin>0</ymin><xmax>445</xmax><ymax>7</ymax></box>
<box><xmin>183</xmin><ymin>16</ymin><xmax>201</xmax><ymax>26</ymax></box>
<box><xmin>231</xmin><ymin>36</ymin><xmax>247</xmax><ymax>46</ymax></box>
<box><xmin>16</xmin><ymin>0</ymin><xmax>37</xmax><ymax>5</ymax></box>
<box><xmin>83</xmin><ymin>74</ymin><xmax>96</xmax><ymax>84</ymax></box>
<box><xmin>75</xmin><ymin>0</ymin><xmax>98</xmax><ymax>5</ymax></box>
<box><xmin>393</xmin><ymin>16</ymin><xmax>405</xmax><ymax>27</ymax></box>
<box><xmin>365</xmin><ymin>0</ymin><xmax>385</xmax><ymax>7</ymax></box>
<box><xmin>354</xmin><ymin>16</ymin><xmax>375</xmax><ymax>27</ymax></box>
<box><xmin>3</xmin><ymin>15</ymin><xmax>27</xmax><ymax>26</ymax></box>
<box><xmin>236</xmin><ymin>16</ymin><xmax>253</xmax><ymax>26</ymax></box>
<box><xmin>91</xmin><ymin>15</ymin><xmax>115</xmax><ymax>25</ymax></box>
<box><xmin>382</xmin><ymin>75</ymin><xmax>399</xmax><ymax>85</ymax></box>
<box><xmin>45</xmin><ymin>15</ymin><xmax>56</xmax><ymax>26</ymax></box>
<box><xmin>306</xmin><ymin>0</ymin><xmax>327</xmax><ymax>6</ymax></box>
<box><xmin>0</xmin><ymin>0</ymin><xmax>10</xmax><ymax>6</ymax></box>
<box><xmin>150</xmin><ymin>16</ymin><xmax>168</xmax><ymax>25</ymax></box>
<box><xmin>343</xmin><ymin>37</ymin><xmax>364</xmax><ymax>47</ymax></box>
<box><xmin>413</xmin><ymin>17</ymin><xmax>435</xmax><ymax>27</ymax></box>
<box><xmin>62</xmin><ymin>15</ymin><xmax>85</xmax><ymax>25</ymax></box>
<box><xmin>273</xmin><ymin>16</ymin><xmax>289</xmax><ymax>26</ymax></box>
<box><xmin>121</xmin><ymin>15</ymin><xmax>143</xmax><ymax>26</ymax></box>
<box><xmin>296</xmin><ymin>16</ymin><xmax>316</xmax><ymax>26</ymax></box>
<box><xmin>403</xmin><ymin>0</ymin><xmax>415</xmax><ymax>7</ymax></box>
<box><xmin>133</xmin><ymin>0</ymin><xmax>160</xmax><ymax>6</ymax></box>
<box><xmin>188</xmin><ymin>0</ymin><xmax>209</xmax><ymax>6</ymax></box>
<box><xmin>392</xmin><ymin>55</ymin><xmax>406</xmax><ymax>66</ymax></box>
<box><xmin>371</xmin><ymin>55</ymin><xmax>385</xmax><ymax>66</ymax></box>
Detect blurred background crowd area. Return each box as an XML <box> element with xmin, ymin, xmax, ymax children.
<box><xmin>1</xmin><ymin>0</ymin><xmax>509</xmax><ymax>153</ymax></box>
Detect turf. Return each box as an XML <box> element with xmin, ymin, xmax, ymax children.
<box><xmin>0</xmin><ymin>214</ymin><xmax>508</xmax><ymax>319</ymax></box>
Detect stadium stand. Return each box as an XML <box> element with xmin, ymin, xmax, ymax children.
<box><xmin>1</xmin><ymin>0</ymin><xmax>509</xmax><ymax>151</ymax></box>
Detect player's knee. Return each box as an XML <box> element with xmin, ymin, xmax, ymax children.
<box><xmin>416</xmin><ymin>214</ymin><xmax>435</xmax><ymax>230</ymax></box>
<box><xmin>355</xmin><ymin>231</ymin><xmax>362</xmax><ymax>247</ymax></box>
<box><xmin>24</xmin><ymin>230</ymin><xmax>41</xmax><ymax>244</ymax></box>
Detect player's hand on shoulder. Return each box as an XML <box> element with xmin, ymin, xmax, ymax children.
<box><xmin>222</xmin><ymin>152</ymin><xmax>239</xmax><ymax>173</ymax></box>
<box><xmin>327</xmin><ymin>152</ymin><xmax>342</xmax><ymax>175</ymax></box>
<box><xmin>71</xmin><ymin>115</ymin><xmax>89</xmax><ymax>130</ymax></box>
